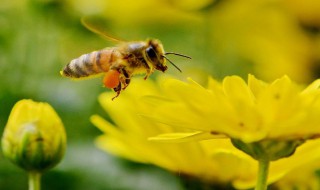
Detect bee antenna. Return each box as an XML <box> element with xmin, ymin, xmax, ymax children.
<box><xmin>162</xmin><ymin>55</ymin><xmax>182</xmax><ymax>73</ymax></box>
<box><xmin>164</xmin><ymin>52</ymin><xmax>192</xmax><ymax>59</ymax></box>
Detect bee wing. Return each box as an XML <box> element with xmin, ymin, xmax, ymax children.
<box><xmin>81</xmin><ymin>17</ymin><xmax>125</xmax><ymax>43</ymax></box>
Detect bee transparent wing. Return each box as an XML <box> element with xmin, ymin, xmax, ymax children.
<box><xmin>81</xmin><ymin>17</ymin><xmax>125</xmax><ymax>43</ymax></box>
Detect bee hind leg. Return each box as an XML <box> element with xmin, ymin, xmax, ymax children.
<box><xmin>122</xmin><ymin>78</ymin><xmax>130</xmax><ymax>90</ymax></box>
<box><xmin>120</xmin><ymin>68</ymin><xmax>131</xmax><ymax>90</ymax></box>
<box><xmin>112</xmin><ymin>83</ymin><xmax>122</xmax><ymax>100</ymax></box>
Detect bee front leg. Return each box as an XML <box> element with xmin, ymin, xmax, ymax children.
<box><xmin>144</xmin><ymin>70</ymin><xmax>151</xmax><ymax>80</ymax></box>
<box><xmin>143</xmin><ymin>68</ymin><xmax>155</xmax><ymax>80</ymax></box>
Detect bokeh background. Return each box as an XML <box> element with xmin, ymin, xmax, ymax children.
<box><xmin>1</xmin><ymin>0</ymin><xmax>320</xmax><ymax>189</ymax></box>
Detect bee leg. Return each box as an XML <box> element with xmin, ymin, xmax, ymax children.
<box><xmin>143</xmin><ymin>68</ymin><xmax>153</xmax><ymax>80</ymax></box>
<box><xmin>124</xmin><ymin>78</ymin><xmax>130</xmax><ymax>89</ymax></box>
<box><xmin>142</xmin><ymin>59</ymin><xmax>150</xmax><ymax>80</ymax></box>
<box><xmin>122</xmin><ymin>69</ymin><xmax>131</xmax><ymax>90</ymax></box>
<box><xmin>144</xmin><ymin>71</ymin><xmax>151</xmax><ymax>80</ymax></box>
<box><xmin>112</xmin><ymin>83</ymin><xmax>121</xmax><ymax>100</ymax></box>
<box><xmin>120</xmin><ymin>78</ymin><xmax>130</xmax><ymax>91</ymax></box>
<box><xmin>120</xmin><ymin>68</ymin><xmax>131</xmax><ymax>90</ymax></box>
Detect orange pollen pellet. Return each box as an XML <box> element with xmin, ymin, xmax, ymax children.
<box><xmin>103</xmin><ymin>70</ymin><xmax>120</xmax><ymax>88</ymax></box>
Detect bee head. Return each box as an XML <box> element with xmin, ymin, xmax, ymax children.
<box><xmin>145</xmin><ymin>39</ymin><xmax>191</xmax><ymax>73</ymax></box>
<box><xmin>145</xmin><ymin>39</ymin><xmax>167</xmax><ymax>72</ymax></box>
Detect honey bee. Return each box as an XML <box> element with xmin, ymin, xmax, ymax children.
<box><xmin>60</xmin><ymin>19</ymin><xmax>191</xmax><ymax>100</ymax></box>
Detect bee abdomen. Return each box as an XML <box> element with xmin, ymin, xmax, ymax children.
<box><xmin>61</xmin><ymin>49</ymin><xmax>116</xmax><ymax>78</ymax></box>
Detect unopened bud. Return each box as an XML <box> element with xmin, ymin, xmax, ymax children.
<box><xmin>2</xmin><ymin>99</ymin><xmax>67</xmax><ymax>172</ymax></box>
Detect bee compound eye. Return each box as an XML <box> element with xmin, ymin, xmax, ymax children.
<box><xmin>146</xmin><ymin>47</ymin><xmax>158</xmax><ymax>61</ymax></box>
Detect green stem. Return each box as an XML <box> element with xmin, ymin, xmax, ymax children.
<box><xmin>28</xmin><ymin>171</ymin><xmax>41</xmax><ymax>190</ymax></box>
<box><xmin>255</xmin><ymin>159</ymin><xmax>270</xmax><ymax>190</ymax></box>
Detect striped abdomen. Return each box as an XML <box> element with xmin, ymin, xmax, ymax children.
<box><xmin>61</xmin><ymin>49</ymin><xmax>120</xmax><ymax>78</ymax></box>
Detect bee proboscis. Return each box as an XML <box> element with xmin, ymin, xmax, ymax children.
<box><xmin>60</xmin><ymin>18</ymin><xmax>191</xmax><ymax>100</ymax></box>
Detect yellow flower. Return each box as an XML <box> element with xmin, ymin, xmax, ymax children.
<box><xmin>91</xmin><ymin>78</ymin><xmax>258</xmax><ymax>188</ymax></box>
<box><xmin>144</xmin><ymin>75</ymin><xmax>320</xmax><ymax>189</ymax></box>
<box><xmin>208</xmin><ymin>0</ymin><xmax>316</xmax><ymax>83</ymax></box>
<box><xmin>272</xmin><ymin>156</ymin><xmax>320</xmax><ymax>190</ymax></box>
<box><xmin>148</xmin><ymin>75</ymin><xmax>320</xmax><ymax>143</ymax></box>
<box><xmin>91</xmin><ymin>77</ymin><xmax>320</xmax><ymax>189</ymax></box>
<box><xmin>2</xmin><ymin>99</ymin><xmax>67</xmax><ymax>172</ymax></box>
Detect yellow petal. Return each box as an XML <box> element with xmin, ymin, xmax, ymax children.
<box><xmin>149</xmin><ymin>131</ymin><xmax>225</xmax><ymax>143</ymax></box>
<box><xmin>301</xmin><ymin>79</ymin><xmax>320</xmax><ymax>95</ymax></box>
<box><xmin>248</xmin><ymin>74</ymin><xmax>268</xmax><ymax>99</ymax></box>
<box><xmin>95</xmin><ymin>136</ymin><xmax>148</xmax><ymax>163</ymax></box>
<box><xmin>223</xmin><ymin>76</ymin><xmax>255</xmax><ymax>107</ymax></box>
<box><xmin>90</xmin><ymin>115</ymin><xmax>120</xmax><ymax>136</ymax></box>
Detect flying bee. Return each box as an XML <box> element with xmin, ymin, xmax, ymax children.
<box><xmin>60</xmin><ymin>18</ymin><xmax>191</xmax><ymax>100</ymax></box>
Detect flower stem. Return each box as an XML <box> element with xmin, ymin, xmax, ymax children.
<box><xmin>28</xmin><ymin>171</ymin><xmax>41</xmax><ymax>190</ymax></box>
<box><xmin>255</xmin><ymin>159</ymin><xmax>270</xmax><ymax>190</ymax></box>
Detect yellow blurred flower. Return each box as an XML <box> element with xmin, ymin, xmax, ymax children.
<box><xmin>284</xmin><ymin>0</ymin><xmax>320</xmax><ymax>27</ymax></box>
<box><xmin>2</xmin><ymin>99</ymin><xmax>67</xmax><ymax>172</ymax></box>
<box><xmin>272</xmin><ymin>156</ymin><xmax>320</xmax><ymax>190</ymax></box>
<box><xmin>67</xmin><ymin>0</ymin><xmax>199</xmax><ymax>25</ymax></box>
<box><xmin>208</xmin><ymin>0</ymin><xmax>318</xmax><ymax>82</ymax></box>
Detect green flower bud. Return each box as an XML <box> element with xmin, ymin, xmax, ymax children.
<box><xmin>2</xmin><ymin>99</ymin><xmax>67</xmax><ymax>172</ymax></box>
<box><xmin>231</xmin><ymin>138</ymin><xmax>305</xmax><ymax>161</ymax></box>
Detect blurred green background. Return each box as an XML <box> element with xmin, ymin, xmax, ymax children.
<box><xmin>1</xmin><ymin>0</ymin><xmax>320</xmax><ymax>189</ymax></box>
